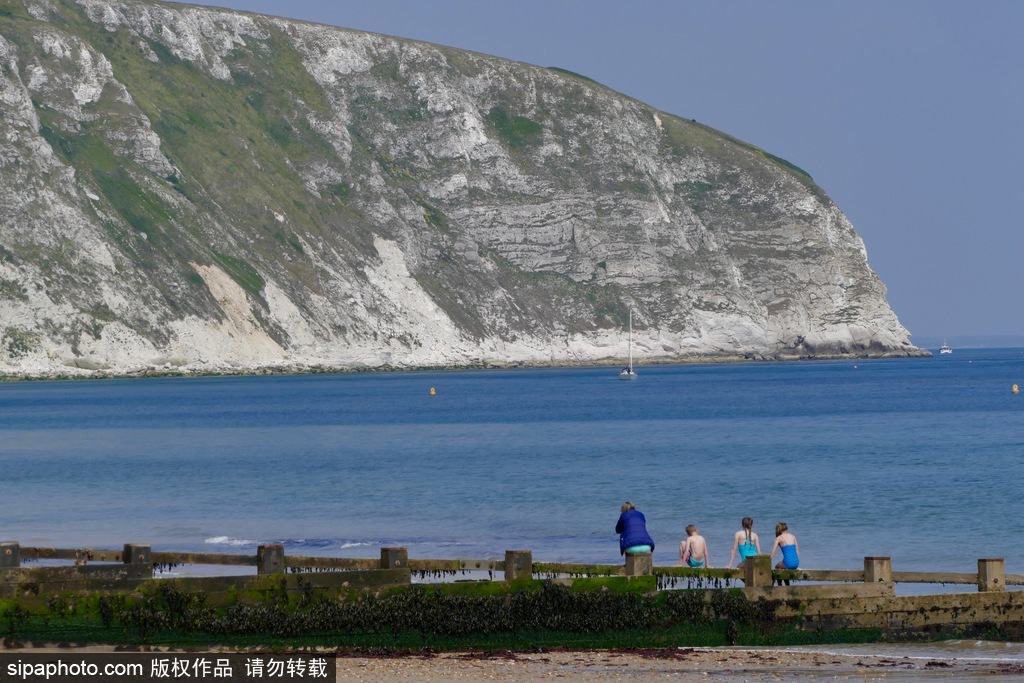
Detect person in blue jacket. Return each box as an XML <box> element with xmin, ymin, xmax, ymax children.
<box><xmin>615</xmin><ymin>501</ymin><xmax>655</xmax><ymax>556</ymax></box>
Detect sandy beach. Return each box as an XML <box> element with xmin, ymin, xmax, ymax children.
<box><xmin>5</xmin><ymin>642</ymin><xmax>1023</xmax><ymax>681</ymax></box>
<box><xmin>331</xmin><ymin>648</ymin><xmax>1024</xmax><ymax>681</ymax></box>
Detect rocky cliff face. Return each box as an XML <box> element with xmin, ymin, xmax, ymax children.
<box><xmin>0</xmin><ymin>0</ymin><xmax>921</xmax><ymax>376</ymax></box>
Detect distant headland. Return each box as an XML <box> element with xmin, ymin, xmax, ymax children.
<box><xmin>0</xmin><ymin>0</ymin><xmax>920</xmax><ymax>378</ymax></box>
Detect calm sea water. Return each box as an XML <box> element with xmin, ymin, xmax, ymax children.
<box><xmin>2</xmin><ymin>348</ymin><xmax>1023</xmax><ymax>582</ymax></box>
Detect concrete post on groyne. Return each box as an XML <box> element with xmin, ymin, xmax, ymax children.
<box><xmin>123</xmin><ymin>543</ymin><xmax>154</xmax><ymax>579</ymax></box>
<box><xmin>0</xmin><ymin>542</ymin><xmax>19</xmax><ymax>568</ymax></box>
<box><xmin>257</xmin><ymin>544</ymin><xmax>285</xmax><ymax>575</ymax></box>
<box><xmin>978</xmin><ymin>558</ymin><xmax>1005</xmax><ymax>592</ymax></box>
<box><xmin>505</xmin><ymin>550</ymin><xmax>533</xmax><ymax>580</ymax></box>
<box><xmin>744</xmin><ymin>555</ymin><xmax>772</xmax><ymax>587</ymax></box>
<box><xmin>380</xmin><ymin>547</ymin><xmax>408</xmax><ymax>569</ymax></box>
<box><xmin>625</xmin><ymin>552</ymin><xmax>653</xmax><ymax>577</ymax></box>
<box><xmin>123</xmin><ymin>543</ymin><xmax>150</xmax><ymax>565</ymax></box>
<box><xmin>864</xmin><ymin>556</ymin><xmax>893</xmax><ymax>589</ymax></box>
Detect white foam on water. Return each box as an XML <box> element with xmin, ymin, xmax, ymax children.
<box><xmin>204</xmin><ymin>535</ymin><xmax>261</xmax><ymax>547</ymax></box>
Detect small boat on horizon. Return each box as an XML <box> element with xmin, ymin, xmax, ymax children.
<box><xmin>939</xmin><ymin>340</ymin><xmax>953</xmax><ymax>354</ymax></box>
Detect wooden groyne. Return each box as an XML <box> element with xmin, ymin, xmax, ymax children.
<box><xmin>3</xmin><ymin>541</ymin><xmax>1024</xmax><ymax>634</ymax></box>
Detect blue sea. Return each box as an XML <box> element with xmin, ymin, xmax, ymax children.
<box><xmin>2</xmin><ymin>348</ymin><xmax>1023</xmax><ymax>584</ymax></box>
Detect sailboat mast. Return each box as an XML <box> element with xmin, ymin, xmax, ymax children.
<box><xmin>628</xmin><ymin>310</ymin><xmax>633</xmax><ymax>370</ymax></box>
<box><xmin>618</xmin><ymin>309</ymin><xmax>638</xmax><ymax>379</ymax></box>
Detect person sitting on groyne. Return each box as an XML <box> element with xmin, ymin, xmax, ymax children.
<box><xmin>728</xmin><ymin>516</ymin><xmax>760</xmax><ymax>568</ymax></box>
<box><xmin>615</xmin><ymin>501</ymin><xmax>655</xmax><ymax>556</ymax></box>
<box><xmin>769</xmin><ymin>521</ymin><xmax>800</xmax><ymax>584</ymax></box>
<box><xmin>679</xmin><ymin>524</ymin><xmax>710</xmax><ymax>568</ymax></box>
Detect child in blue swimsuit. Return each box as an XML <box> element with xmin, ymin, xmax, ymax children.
<box><xmin>770</xmin><ymin>522</ymin><xmax>800</xmax><ymax>585</ymax></box>
<box><xmin>728</xmin><ymin>517</ymin><xmax>761</xmax><ymax>568</ymax></box>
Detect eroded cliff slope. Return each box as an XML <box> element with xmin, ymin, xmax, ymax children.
<box><xmin>0</xmin><ymin>0</ymin><xmax>921</xmax><ymax>376</ymax></box>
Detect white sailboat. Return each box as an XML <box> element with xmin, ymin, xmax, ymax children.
<box><xmin>619</xmin><ymin>310</ymin><xmax>637</xmax><ymax>380</ymax></box>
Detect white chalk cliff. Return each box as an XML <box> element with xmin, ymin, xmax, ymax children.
<box><xmin>0</xmin><ymin>0</ymin><xmax>922</xmax><ymax>377</ymax></box>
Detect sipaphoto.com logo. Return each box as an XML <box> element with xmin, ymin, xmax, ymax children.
<box><xmin>6</xmin><ymin>657</ymin><xmax>142</xmax><ymax>680</ymax></box>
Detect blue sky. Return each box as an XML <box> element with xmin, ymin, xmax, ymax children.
<box><xmin>181</xmin><ymin>1</ymin><xmax>1024</xmax><ymax>341</ymax></box>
